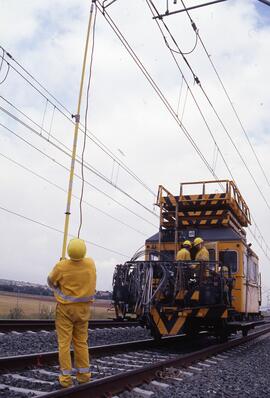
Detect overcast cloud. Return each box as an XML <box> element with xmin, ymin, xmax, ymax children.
<box><xmin>0</xmin><ymin>0</ymin><xmax>270</xmax><ymax>303</ymax></box>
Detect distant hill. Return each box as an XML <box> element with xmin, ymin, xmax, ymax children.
<box><xmin>0</xmin><ymin>278</ymin><xmax>53</xmax><ymax>296</ymax></box>
<box><xmin>0</xmin><ymin>278</ymin><xmax>112</xmax><ymax>299</ymax></box>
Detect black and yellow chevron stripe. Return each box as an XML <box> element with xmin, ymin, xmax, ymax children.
<box><xmin>150</xmin><ymin>305</ymin><xmax>228</xmax><ymax>336</ymax></box>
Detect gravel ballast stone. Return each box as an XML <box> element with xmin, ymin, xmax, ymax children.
<box><xmin>124</xmin><ymin>334</ymin><xmax>270</xmax><ymax>398</ymax></box>
<box><xmin>0</xmin><ymin>326</ymin><xmax>151</xmax><ymax>357</ymax></box>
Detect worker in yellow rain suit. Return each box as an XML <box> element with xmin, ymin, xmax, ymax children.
<box><xmin>47</xmin><ymin>238</ymin><xmax>96</xmax><ymax>388</ymax></box>
<box><xmin>194</xmin><ymin>237</ymin><xmax>209</xmax><ymax>261</ymax></box>
<box><xmin>176</xmin><ymin>240</ymin><xmax>192</xmax><ymax>261</ymax></box>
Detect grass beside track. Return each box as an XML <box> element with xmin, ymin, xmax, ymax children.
<box><xmin>0</xmin><ymin>292</ymin><xmax>114</xmax><ymax>319</ymax></box>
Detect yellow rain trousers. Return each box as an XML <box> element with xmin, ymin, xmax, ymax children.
<box><xmin>55</xmin><ymin>302</ymin><xmax>91</xmax><ymax>387</ymax></box>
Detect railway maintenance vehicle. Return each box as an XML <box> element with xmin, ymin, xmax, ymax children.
<box><xmin>112</xmin><ymin>180</ymin><xmax>262</xmax><ymax>340</ymax></box>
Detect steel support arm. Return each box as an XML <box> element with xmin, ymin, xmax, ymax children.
<box><xmin>153</xmin><ymin>0</ymin><xmax>229</xmax><ymax>19</ymax></box>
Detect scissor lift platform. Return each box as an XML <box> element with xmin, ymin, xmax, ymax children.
<box><xmin>157</xmin><ymin>180</ymin><xmax>251</xmax><ymax>238</ymax></box>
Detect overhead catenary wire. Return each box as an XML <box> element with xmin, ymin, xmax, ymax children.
<box><xmin>1</xmin><ymin>7</ymin><xmax>268</xmax><ymax>262</ymax></box>
<box><xmin>144</xmin><ymin>0</ymin><xmax>270</xmax><ymax>259</ymax></box>
<box><xmin>0</xmin><ymin>96</ymin><xmax>122</xmax><ymax>186</ymax></box>
<box><xmin>78</xmin><ymin>2</ymin><xmax>97</xmax><ymax>238</ymax></box>
<box><xmin>146</xmin><ymin>0</ymin><xmax>200</xmax><ymax>84</ymax></box>
<box><xmin>180</xmin><ymin>0</ymin><xmax>270</xmax><ymax>188</ymax></box>
<box><xmin>95</xmin><ymin>0</ymin><xmax>270</xmax><ymax>260</ymax></box>
<box><xmin>179</xmin><ymin>84</ymin><xmax>189</xmax><ymax>123</ymax></box>
<box><xmin>0</xmin><ymin>121</ymin><xmax>158</xmax><ymax>229</ymax></box>
<box><xmin>0</xmin><ymin>204</ymin><xmax>129</xmax><ymax>258</ymax></box>
<box><xmin>95</xmin><ymin>1</ymin><xmax>221</xmax><ymax>183</ymax></box>
<box><xmin>176</xmin><ymin>74</ymin><xmax>184</xmax><ymax>117</ymax></box>
<box><xmin>145</xmin><ymin>0</ymin><xmax>232</xmax><ymax>179</ymax></box>
<box><xmin>147</xmin><ymin>1</ymin><xmax>270</xmax><ymax>215</ymax></box>
<box><xmin>0</xmin><ymin>151</ymin><xmax>148</xmax><ymax>237</ymax></box>
<box><xmin>0</xmin><ymin>35</ymin><xmax>216</xmax><ymax>195</ymax></box>
<box><xmin>95</xmin><ymin>1</ymin><xmax>224</xmax><ymax>190</ymax></box>
<box><xmin>0</xmin><ymin>59</ymin><xmax>10</xmax><ymax>85</ymax></box>
<box><xmin>199</xmin><ymin>83</ymin><xmax>270</xmax><ymax>213</ymax></box>
<box><xmin>0</xmin><ymin>46</ymin><xmax>156</xmax><ymax>198</ymax></box>
<box><xmin>151</xmin><ymin>13</ymin><xmax>270</xmax><ymax>256</ymax></box>
<box><xmin>0</xmin><ymin>102</ymin><xmax>113</xmax><ymax>187</ymax></box>
<box><xmin>0</xmin><ymin>48</ymin><xmax>4</xmax><ymax>71</ymax></box>
<box><xmin>0</xmin><ymin>101</ymin><xmax>158</xmax><ymax>219</ymax></box>
<box><xmin>161</xmin><ymin>21</ymin><xmax>199</xmax><ymax>56</ymax></box>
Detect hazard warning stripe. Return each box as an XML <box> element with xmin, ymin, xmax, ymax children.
<box><xmin>178</xmin><ymin>203</ymin><xmax>227</xmax><ymax>211</ymax></box>
<box><xmin>179</xmin><ymin>193</ymin><xmax>227</xmax><ymax>202</ymax></box>
<box><xmin>152</xmin><ymin>307</ymin><xmax>186</xmax><ymax>335</ymax></box>
<box><xmin>150</xmin><ymin>307</ymin><xmax>168</xmax><ymax>335</ymax></box>
<box><xmin>178</xmin><ymin>210</ymin><xmax>226</xmax><ymax>217</ymax></box>
<box><xmin>169</xmin><ymin>317</ymin><xmax>186</xmax><ymax>335</ymax></box>
<box><xmin>150</xmin><ymin>305</ymin><xmax>228</xmax><ymax>336</ymax></box>
<box><xmin>163</xmin><ymin>195</ymin><xmax>177</xmax><ymax>207</ymax></box>
<box><xmin>191</xmin><ymin>291</ymin><xmax>200</xmax><ymax>301</ymax></box>
<box><xmin>221</xmin><ymin>309</ymin><xmax>228</xmax><ymax>318</ymax></box>
<box><xmin>196</xmin><ymin>308</ymin><xmax>209</xmax><ymax>317</ymax></box>
<box><xmin>177</xmin><ymin>219</ymin><xmax>228</xmax><ymax>226</ymax></box>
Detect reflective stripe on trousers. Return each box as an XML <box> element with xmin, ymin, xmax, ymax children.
<box><xmin>61</xmin><ymin>368</ymin><xmax>90</xmax><ymax>375</ymax></box>
<box><xmin>61</xmin><ymin>369</ymin><xmax>73</xmax><ymax>375</ymax></box>
<box><xmin>76</xmin><ymin>367</ymin><xmax>90</xmax><ymax>373</ymax></box>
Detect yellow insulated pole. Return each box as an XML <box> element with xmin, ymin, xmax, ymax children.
<box><xmin>61</xmin><ymin>3</ymin><xmax>95</xmax><ymax>260</ymax></box>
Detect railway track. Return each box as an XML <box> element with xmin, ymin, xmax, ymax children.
<box><xmin>0</xmin><ymin>334</ymin><xmax>190</xmax><ymax>397</ymax></box>
<box><xmin>0</xmin><ymin>319</ymin><xmax>139</xmax><ymax>333</ymax></box>
<box><xmin>1</xmin><ymin>325</ymin><xmax>270</xmax><ymax>397</ymax></box>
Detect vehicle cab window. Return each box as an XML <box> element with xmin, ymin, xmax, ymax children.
<box><xmin>219</xmin><ymin>250</ymin><xmax>238</xmax><ymax>273</ymax></box>
<box><xmin>208</xmin><ymin>248</ymin><xmax>216</xmax><ymax>262</ymax></box>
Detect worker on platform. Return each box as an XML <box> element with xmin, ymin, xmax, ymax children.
<box><xmin>219</xmin><ymin>264</ymin><xmax>232</xmax><ymax>306</ymax></box>
<box><xmin>194</xmin><ymin>237</ymin><xmax>209</xmax><ymax>261</ymax></box>
<box><xmin>47</xmin><ymin>238</ymin><xmax>96</xmax><ymax>388</ymax></box>
<box><xmin>176</xmin><ymin>240</ymin><xmax>192</xmax><ymax>261</ymax></box>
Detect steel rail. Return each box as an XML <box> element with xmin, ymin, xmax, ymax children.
<box><xmin>0</xmin><ymin>319</ymin><xmax>139</xmax><ymax>332</ymax></box>
<box><xmin>0</xmin><ymin>334</ymin><xmax>187</xmax><ymax>373</ymax></box>
<box><xmin>37</xmin><ymin>325</ymin><xmax>270</xmax><ymax>397</ymax></box>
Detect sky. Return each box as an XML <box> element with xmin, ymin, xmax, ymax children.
<box><xmin>0</xmin><ymin>0</ymin><xmax>270</xmax><ymax>302</ymax></box>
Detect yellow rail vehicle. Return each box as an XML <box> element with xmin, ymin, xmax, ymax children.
<box><xmin>113</xmin><ymin>181</ymin><xmax>262</xmax><ymax>339</ymax></box>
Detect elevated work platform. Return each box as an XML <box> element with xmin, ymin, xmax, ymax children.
<box><xmin>156</xmin><ymin>180</ymin><xmax>251</xmax><ymax>237</ymax></box>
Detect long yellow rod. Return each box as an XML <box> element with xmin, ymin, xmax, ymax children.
<box><xmin>61</xmin><ymin>3</ymin><xmax>95</xmax><ymax>260</ymax></box>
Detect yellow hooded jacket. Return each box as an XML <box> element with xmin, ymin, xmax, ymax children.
<box><xmin>195</xmin><ymin>246</ymin><xmax>209</xmax><ymax>262</ymax></box>
<box><xmin>176</xmin><ymin>248</ymin><xmax>191</xmax><ymax>261</ymax></box>
<box><xmin>48</xmin><ymin>257</ymin><xmax>96</xmax><ymax>304</ymax></box>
